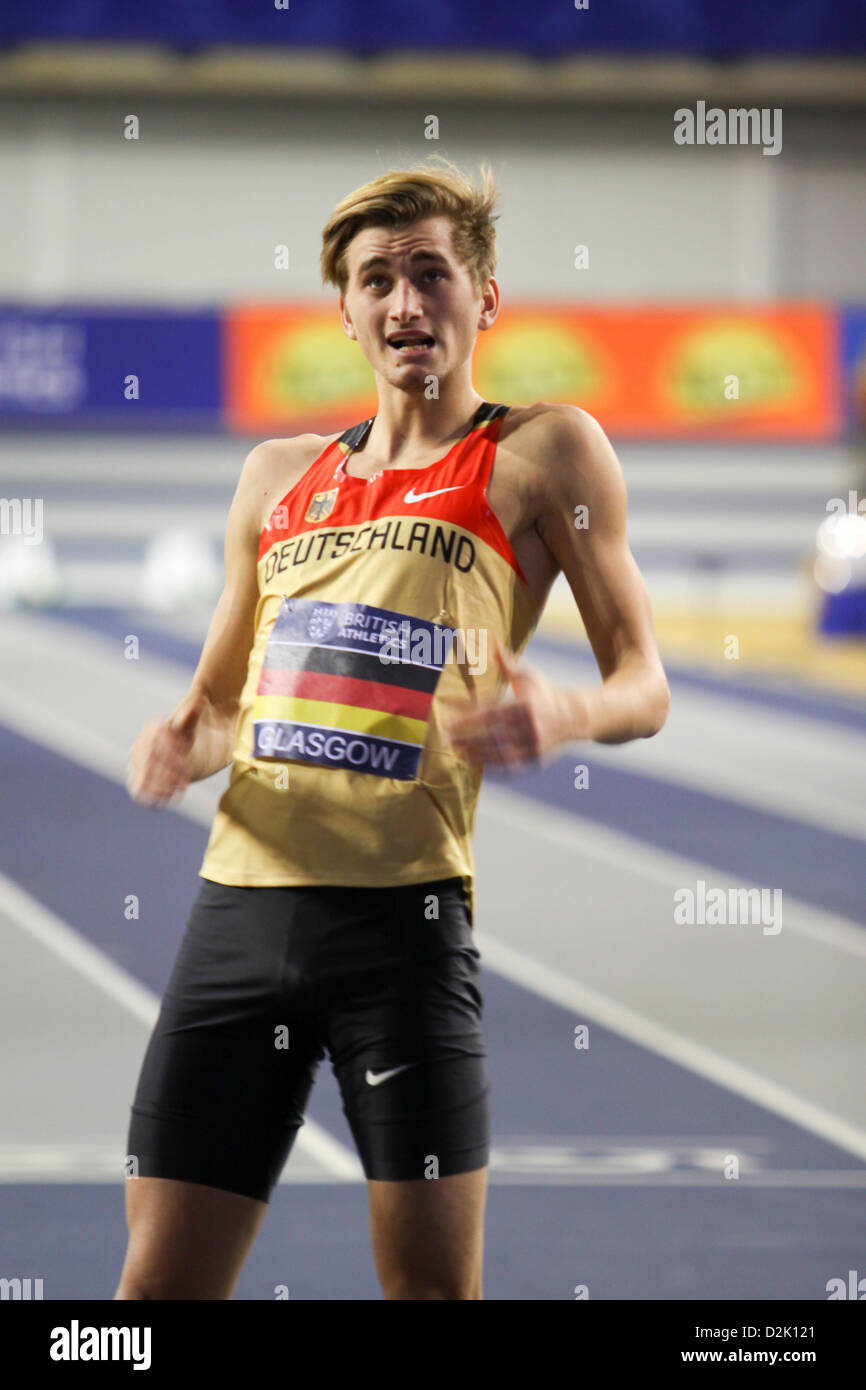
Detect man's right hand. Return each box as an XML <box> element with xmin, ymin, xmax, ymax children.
<box><xmin>123</xmin><ymin>436</ymin><xmax>318</xmax><ymax>809</ymax></box>
<box><xmin>126</xmin><ymin>692</ymin><xmax>207</xmax><ymax>808</ymax></box>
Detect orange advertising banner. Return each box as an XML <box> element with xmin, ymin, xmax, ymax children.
<box><xmin>224</xmin><ymin>304</ymin><xmax>377</xmax><ymax>435</ymax></box>
<box><xmin>224</xmin><ymin>302</ymin><xmax>839</xmax><ymax>439</ymax></box>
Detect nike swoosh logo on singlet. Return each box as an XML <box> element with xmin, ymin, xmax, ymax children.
<box><xmin>403</xmin><ymin>485</ymin><xmax>466</xmax><ymax>504</ymax></box>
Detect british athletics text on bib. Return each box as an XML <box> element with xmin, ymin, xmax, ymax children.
<box><xmin>252</xmin><ymin>597</ymin><xmax>456</xmax><ymax>780</ymax></box>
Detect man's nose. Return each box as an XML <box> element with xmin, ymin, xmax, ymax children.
<box><xmin>390</xmin><ymin>277</ymin><xmax>423</xmax><ymax>319</ymax></box>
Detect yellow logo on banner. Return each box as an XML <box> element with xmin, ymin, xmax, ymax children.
<box><xmin>477</xmin><ymin>322</ymin><xmax>602</xmax><ymax>403</ymax></box>
<box><xmin>668</xmin><ymin>323</ymin><xmax>796</xmax><ymax>413</ymax></box>
<box><xmin>266</xmin><ymin>323</ymin><xmax>375</xmax><ymax>409</ymax></box>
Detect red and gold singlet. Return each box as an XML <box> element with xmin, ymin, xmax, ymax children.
<box><xmin>199</xmin><ymin>400</ymin><xmax>541</xmax><ymax>925</ymax></box>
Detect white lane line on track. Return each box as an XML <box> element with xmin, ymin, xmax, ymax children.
<box><xmin>475</xmin><ymin>921</ymin><xmax>866</xmax><ymax>1164</ymax></box>
<box><xmin>0</xmin><ymin>1137</ymin><xmax>346</xmax><ymax>1184</ymax></box>
<box><xmin>0</xmin><ymin>872</ymin><xmax>364</xmax><ymax>1182</ymax></box>
<box><xmin>527</xmin><ymin>652</ymin><xmax>866</xmax><ymax>845</ymax></box>
<box><xmin>1</xmin><ymin>1154</ymin><xmax>863</xmax><ymax>1187</ymax></box>
<box><xmin>480</xmin><ymin>783</ymin><xmax>866</xmax><ymax>962</ymax></box>
<box><xmin>484</xmin><ymin>1172</ymin><xmax>866</xmax><ymax>1187</ymax></box>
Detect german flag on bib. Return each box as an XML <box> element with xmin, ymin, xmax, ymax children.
<box><xmin>252</xmin><ymin>596</ymin><xmax>455</xmax><ymax>780</ymax></box>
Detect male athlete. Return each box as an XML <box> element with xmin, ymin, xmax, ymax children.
<box><xmin>116</xmin><ymin>159</ymin><xmax>669</xmax><ymax>1301</ymax></box>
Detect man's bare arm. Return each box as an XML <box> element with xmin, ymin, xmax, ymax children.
<box><xmin>178</xmin><ymin>443</ymin><xmax>272</xmax><ymax>780</ymax></box>
<box><xmin>535</xmin><ymin>404</ymin><xmax>671</xmax><ymax>744</ymax></box>
<box><xmin>126</xmin><ymin>438</ymin><xmax>302</xmax><ymax>804</ymax></box>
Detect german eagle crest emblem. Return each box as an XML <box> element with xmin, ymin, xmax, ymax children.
<box><xmin>304</xmin><ymin>488</ymin><xmax>339</xmax><ymax>523</ymax></box>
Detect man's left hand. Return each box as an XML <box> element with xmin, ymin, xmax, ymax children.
<box><xmin>443</xmin><ymin>638</ymin><xmax>592</xmax><ymax>768</ymax></box>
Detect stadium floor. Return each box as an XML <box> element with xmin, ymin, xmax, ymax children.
<box><xmin>1</xmin><ymin>598</ymin><xmax>863</xmax><ymax>1299</ymax></box>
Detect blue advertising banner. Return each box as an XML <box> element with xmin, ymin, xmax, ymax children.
<box><xmin>0</xmin><ymin>1</ymin><xmax>863</xmax><ymax>55</ymax></box>
<box><xmin>0</xmin><ymin>308</ymin><xmax>222</xmax><ymax>430</ymax></box>
<box><xmin>841</xmin><ymin>306</ymin><xmax>866</xmax><ymax>436</ymax></box>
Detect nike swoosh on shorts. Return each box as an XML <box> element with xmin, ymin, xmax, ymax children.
<box><xmin>365</xmin><ymin>1064</ymin><xmax>414</xmax><ymax>1086</ymax></box>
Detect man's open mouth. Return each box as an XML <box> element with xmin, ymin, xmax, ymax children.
<box><xmin>386</xmin><ymin>333</ymin><xmax>436</xmax><ymax>352</ymax></box>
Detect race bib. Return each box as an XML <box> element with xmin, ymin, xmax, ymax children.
<box><xmin>252</xmin><ymin>597</ymin><xmax>456</xmax><ymax>780</ymax></box>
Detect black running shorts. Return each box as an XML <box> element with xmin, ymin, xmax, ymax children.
<box><xmin>126</xmin><ymin>875</ymin><xmax>490</xmax><ymax>1202</ymax></box>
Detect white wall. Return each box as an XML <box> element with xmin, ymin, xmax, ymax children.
<box><xmin>0</xmin><ymin>98</ymin><xmax>864</xmax><ymax>306</ymax></box>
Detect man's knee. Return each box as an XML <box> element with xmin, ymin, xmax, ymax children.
<box><xmin>114</xmin><ymin>1270</ymin><xmax>207</xmax><ymax>1301</ymax></box>
<box><xmin>115</xmin><ymin>1250</ymin><xmax>240</xmax><ymax>1301</ymax></box>
<box><xmin>383</xmin><ymin>1276</ymin><xmax>482</xmax><ymax>1301</ymax></box>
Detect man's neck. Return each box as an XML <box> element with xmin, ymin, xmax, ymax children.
<box><xmin>359</xmin><ymin>386</ymin><xmax>485</xmax><ymax>465</ymax></box>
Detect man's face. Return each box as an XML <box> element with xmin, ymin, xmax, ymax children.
<box><xmin>339</xmin><ymin>215</ymin><xmax>497</xmax><ymax>390</ymax></box>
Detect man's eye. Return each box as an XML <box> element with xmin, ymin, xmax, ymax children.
<box><xmin>364</xmin><ymin>270</ymin><xmax>442</xmax><ymax>287</ymax></box>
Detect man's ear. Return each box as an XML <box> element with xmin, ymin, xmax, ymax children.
<box><xmin>339</xmin><ymin>292</ymin><xmax>357</xmax><ymax>341</ymax></box>
<box><xmin>477</xmin><ymin>275</ymin><xmax>500</xmax><ymax>333</ymax></box>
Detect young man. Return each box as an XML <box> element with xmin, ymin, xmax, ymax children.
<box><xmin>116</xmin><ymin>159</ymin><xmax>669</xmax><ymax>1301</ymax></box>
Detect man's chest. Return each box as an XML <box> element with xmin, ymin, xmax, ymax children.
<box><xmin>261</xmin><ymin>415</ymin><xmax>562</xmax><ymax>611</ymax></box>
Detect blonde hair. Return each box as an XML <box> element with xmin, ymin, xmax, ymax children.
<box><xmin>320</xmin><ymin>156</ymin><xmax>499</xmax><ymax>295</ymax></box>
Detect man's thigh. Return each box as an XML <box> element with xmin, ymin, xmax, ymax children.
<box><xmin>323</xmin><ymin>877</ymin><xmax>491</xmax><ymax>1299</ymax></box>
<box><xmin>328</xmin><ymin>877</ymin><xmax>490</xmax><ymax>1183</ymax></box>
<box><xmin>127</xmin><ymin>879</ymin><xmax>325</xmax><ymax>1202</ymax></box>
<box><xmin>367</xmin><ymin>1166</ymin><xmax>489</xmax><ymax>1300</ymax></box>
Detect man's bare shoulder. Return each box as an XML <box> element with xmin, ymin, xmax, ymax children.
<box><xmin>497</xmin><ymin>402</ymin><xmax>608</xmax><ymax>512</ymax></box>
<box><xmin>499</xmin><ymin>401</ymin><xmax>605</xmax><ymax>460</ymax></box>
<box><xmin>242</xmin><ymin>430</ymin><xmax>343</xmax><ymax>482</ymax></box>
<box><xmin>239</xmin><ymin>430</ymin><xmax>343</xmax><ymax>529</ymax></box>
